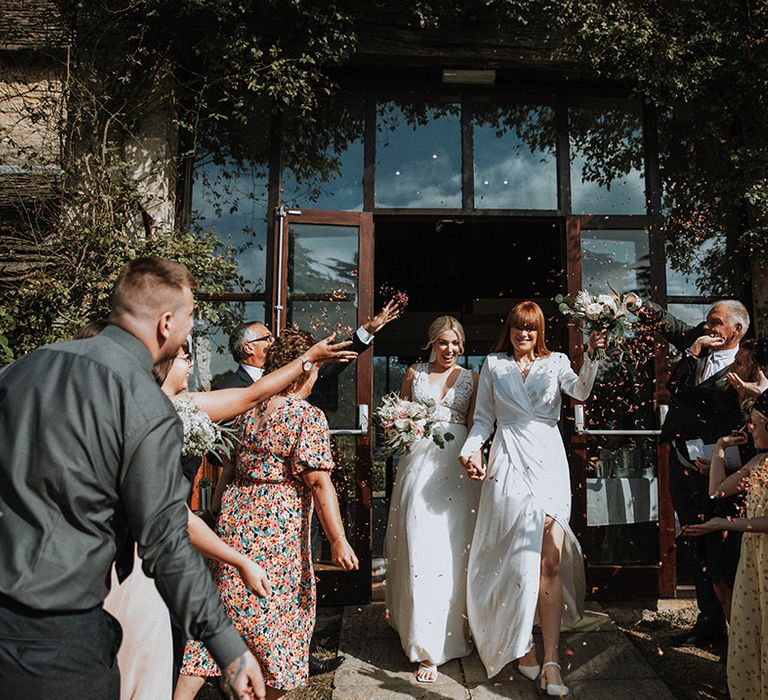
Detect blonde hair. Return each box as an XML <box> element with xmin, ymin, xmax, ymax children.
<box><xmin>424</xmin><ymin>316</ymin><xmax>465</xmax><ymax>356</ymax></box>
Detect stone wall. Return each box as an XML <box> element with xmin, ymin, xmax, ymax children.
<box><xmin>0</xmin><ymin>2</ymin><xmax>178</xmax><ymax>229</ymax></box>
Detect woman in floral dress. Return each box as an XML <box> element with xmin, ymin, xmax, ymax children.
<box><xmin>176</xmin><ymin>330</ymin><xmax>358</xmax><ymax>700</ymax></box>
<box><xmin>100</xmin><ymin>329</ymin><xmax>355</xmax><ymax>700</ymax></box>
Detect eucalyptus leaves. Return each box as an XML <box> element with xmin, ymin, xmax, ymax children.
<box><xmin>555</xmin><ymin>291</ymin><xmax>633</xmax><ymax>360</ymax></box>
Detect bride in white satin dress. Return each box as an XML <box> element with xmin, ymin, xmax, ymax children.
<box><xmin>459</xmin><ymin>301</ymin><xmax>605</xmax><ymax>696</ymax></box>
<box><xmin>385</xmin><ymin>316</ymin><xmax>481</xmax><ymax>683</ymax></box>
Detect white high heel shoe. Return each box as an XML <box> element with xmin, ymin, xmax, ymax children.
<box><xmin>540</xmin><ymin>661</ymin><xmax>569</xmax><ymax>696</ymax></box>
<box><xmin>517</xmin><ymin>662</ymin><xmax>541</xmax><ymax>681</ymax></box>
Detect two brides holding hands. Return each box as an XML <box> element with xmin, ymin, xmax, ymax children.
<box><xmin>386</xmin><ymin>301</ymin><xmax>606</xmax><ymax>696</ymax></box>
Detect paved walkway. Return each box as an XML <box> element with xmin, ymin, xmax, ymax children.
<box><xmin>332</xmin><ymin>602</ymin><xmax>676</xmax><ymax>699</ymax></box>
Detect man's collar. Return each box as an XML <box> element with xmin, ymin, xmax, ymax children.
<box><xmin>710</xmin><ymin>345</ymin><xmax>739</xmax><ymax>359</ymax></box>
<box><xmin>241</xmin><ymin>363</ymin><xmax>264</xmax><ymax>381</ymax></box>
<box><xmin>100</xmin><ymin>324</ymin><xmax>154</xmax><ymax>372</ymax></box>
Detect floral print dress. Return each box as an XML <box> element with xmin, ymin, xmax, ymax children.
<box><xmin>728</xmin><ymin>454</ymin><xmax>768</xmax><ymax>700</ymax></box>
<box><xmin>181</xmin><ymin>396</ymin><xmax>334</xmax><ymax>690</ymax></box>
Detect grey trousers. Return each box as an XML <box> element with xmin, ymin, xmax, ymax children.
<box><xmin>0</xmin><ymin>595</ymin><xmax>122</xmax><ymax>698</ymax></box>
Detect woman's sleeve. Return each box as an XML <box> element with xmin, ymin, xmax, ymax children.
<box><xmin>558</xmin><ymin>352</ymin><xmax>599</xmax><ymax>401</ymax></box>
<box><xmin>460</xmin><ymin>356</ymin><xmax>495</xmax><ymax>458</ymax></box>
<box><xmin>291</xmin><ymin>405</ymin><xmax>335</xmax><ymax>476</ymax></box>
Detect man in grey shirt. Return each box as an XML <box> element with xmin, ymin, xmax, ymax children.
<box><xmin>0</xmin><ymin>257</ymin><xmax>264</xmax><ymax>698</ymax></box>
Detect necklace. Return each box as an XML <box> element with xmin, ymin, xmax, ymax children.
<box><xmin>514</xmin><ymin>356</ymin><xmax>535</xmax><ymax>380</ymax></box>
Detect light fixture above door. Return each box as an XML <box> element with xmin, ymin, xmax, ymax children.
<box><xmin>442</xmin><ymin>69</ymin><xmax>496</xmax><ymax>85</ymax></box>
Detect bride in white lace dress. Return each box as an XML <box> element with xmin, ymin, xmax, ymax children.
<box><xmin>385</xmin><ymin>316</ymin><xmax>481</xmax><ymax>683</ymax></box>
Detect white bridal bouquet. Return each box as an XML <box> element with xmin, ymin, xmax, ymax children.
<box><xmin>376</xmin><ymin>392</ymin><xmax>454</xmax><ymax>458</ymax></box>
<box><xmin>555</xmin><ymin>290</ymin><xmax>633</xmax><ymax>360</ymax></box>
<box><xmin>172</xmin><ymin>397</ymin><xmax>237</xmax><ymax>459</ymax></box>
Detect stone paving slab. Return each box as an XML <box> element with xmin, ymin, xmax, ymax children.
<box><xmin>332</xmin><ymin>603</ymin><xmax>674</xmax><ymax>699</ymax></box>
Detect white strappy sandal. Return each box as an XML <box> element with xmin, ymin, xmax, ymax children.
<box><xmin>540</xmin><ymin>661</ymin><xmax>569</xmax><ymax>696</ymax></box>
<box><xmin>414</xmin><ymin>661</ymin><xmax>438</xmax><ymax>683</ymax></box>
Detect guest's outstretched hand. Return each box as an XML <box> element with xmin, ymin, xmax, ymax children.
<box><xmin>236</xmin><ymin>559</ymin><xmax>272</xmax><ymax>598</ymax></box>
<box><xmin>307</xmin><ymin>333</ymin><xmax>358</xmax><ymax>365</ymax></box>
<box><xmin>683</xmin><ymin>517</ymin><xmax>728</xmax><ymax>536</ymax></box>
<box><xmin>221</xmin><ymin>650</ymin><xmax>265</xmax><ymax>699</ymax></box>
<box><xmin>727</xmin><ymin>369</ymin><xmax>768</xmax><ymax>402</ymax></box>
<box><xmin>331</xmin><ymin>536</ymin><xmax>359</xmax><ymax>570</ymax></box>
<box><xmin>363</xmin><ymin>299</ymin><xmax>403</xmax><ymax>335</ymax></box>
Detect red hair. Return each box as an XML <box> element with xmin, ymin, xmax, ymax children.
<box><xmin>492</xmin><ymin>301</ymin><xmax>551</xmax><ymax>356</ymax></box>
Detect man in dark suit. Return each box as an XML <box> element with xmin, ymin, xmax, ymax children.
<box><xmin>630</xmin><ymin>295</ymin><xmax>750</xmax><ymax>648</ymax></box>
<box><xmin>212</xmin><ymin>301</ymin><xmax>401</xmax><ymax>675</ymax></box>
<box><xmin>212</xmin><ymin>321</ymin><xmax>275</xmax><ymax>389</ymax></box>
<box><xmin>215</xmin><ymin>302</ymin><xmax>401</xmax><ymax>396</ymax></box>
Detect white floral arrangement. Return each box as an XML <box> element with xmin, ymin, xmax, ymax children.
<box><xmin>376</xmin><ymin>392</ymin><xmax>454</xmax><ymax>458</ymax></box>
<box><xmin>172</xmin><ymin>396</ymin><xmax>236</xmax><ymax>459</ymax></box>
<box><xmin>555</xmin><ymin>290</ymin><xmax>632</xmax><ymax>360</ymax></box>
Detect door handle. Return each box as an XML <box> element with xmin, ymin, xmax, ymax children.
<box><xmin>330</xmin><ymin>405</ymin><xmax>369</xmax><ymax>436</ymax></box>
<box><xmin>574</xmin><ymin>404</ymin><xmax>663</xmax><ymax>436</ymax></box>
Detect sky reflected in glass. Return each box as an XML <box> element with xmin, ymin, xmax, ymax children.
<box><xmin>192</xmin><ymin>158</ymin><xmax>268</xmax><ymax>291</ymax></box>
<box><xmin>282</xmin><ymin>138</ymin><xmax>364</xmax><ymax>211</ymax></box>
<box><xmin>376</xmin><ymin>102</ymin><xmax>461</xmax><ymax>208</ymax></box>
<box><xmin>473</xmin><ymin>103</ymin><xmax>557</xmax><ymax>209</ymax></box>
<box><xmin>665</xmin><ymin>234</ymin><xmax>726</xmax><ymax>296</ymax></box>
<box><xmin>570</xmin><ymin>99</ymin><xmax>646</xmax><ymax>215</ymax></box>
<box><xmin>581</xmin><ymin>229</ymin><xmax>651</xmax><ymax>295</ymax></box>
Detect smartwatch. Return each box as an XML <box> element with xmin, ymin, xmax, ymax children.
<box><xmin>298</xmin><ymin>354</ymin><xmax>313</xmax><ymax>371</ymax></box>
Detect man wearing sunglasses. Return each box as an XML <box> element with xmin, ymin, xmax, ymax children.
<box><xmin>215</xmin><ymin>301</ymin><xmax>401</xmax><ymax>391</ymax></box>
<box><xmin>212</xmin><ymin>322</ymin><xmax>275</xmax><ymax>389</ymax></box>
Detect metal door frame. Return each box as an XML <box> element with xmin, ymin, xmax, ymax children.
<box><xmin>565</xmin><ymin>215</ymin><xmax>676</xmax><ymax>598</ymax></box>
<box><xmin>270</xmin><ymin>207</ymin><xmax>375</xmax><ymax>604</ymax></box>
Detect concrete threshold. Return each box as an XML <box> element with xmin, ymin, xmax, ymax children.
<box><xmin>332</xmin><ymin>602</ymin><xmax>676</xmax><ymax>699</ymax></box>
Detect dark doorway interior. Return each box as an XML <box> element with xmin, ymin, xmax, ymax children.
<box><xmin>372</xmin><ymin>218</ymin><xmax>567</xmax><ymax>356</ymax></box>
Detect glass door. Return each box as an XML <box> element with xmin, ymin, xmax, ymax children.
<box><xmin>272</xmin><ymin>207</ymin><xmax>374</xmax><ymax>604</ymax></box>
<box><xmin>566</xmin><ymin>217</ymin><xmax>675</xmax><ymax>597</ymax></box>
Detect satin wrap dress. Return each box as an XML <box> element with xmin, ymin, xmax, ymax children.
<box><xmin>459</xmin><ymin>351</ymin><xmax>598</xmax><ymax>677</ymax></box>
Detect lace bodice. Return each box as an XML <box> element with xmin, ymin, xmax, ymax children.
<box><xmin>411</xmin><ymin>363</ymin><xmax>474</xmax><ymax>425</ymax></box>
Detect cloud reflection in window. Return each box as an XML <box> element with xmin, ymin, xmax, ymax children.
<box><xmin>376</xmin><ymin>102</ymin><xmax>461</xmax><ymax>208</ymax></box>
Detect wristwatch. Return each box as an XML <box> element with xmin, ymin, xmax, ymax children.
<box><xmin>298</xmin><ymin>354</ymin><xmax>313</xmax><ymax>371</ymax></box>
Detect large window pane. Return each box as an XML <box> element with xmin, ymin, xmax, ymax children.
<box><xmin>473</xmin><ymin>102</ymin><xmax>557</xmax><ymax>209</ymax></box>
<box><xmin>192</xmin><ymin>157</ymin><xmax>268</xmax><ymax>291</ymax></box>
<box><xmin>375</xmin><ymin>101</ymin><xmax>461</xmax><ymax>208</ymax></box>
<box><xmin>282</xmin><ymin>101</ymin><xmax>364</xmax><ymax>211</ymax></box>
<box><xmin>581</xmin><ymin>229</ymin><xmax>651</xmax><ymax>296</ymax></box>
<box><xmin>570</xmin><ymin>98</ymin><xmax>646</xmax><ymax>215</ymax></box>
<box><xmin>287</xmin><ymin>223</ymin><xmax>359</xmax><ymax>430</ymax></box>
<box><xmin>665</xmin><ymin>234</ymin><xmax>727</xmax><ymax>296</ymax></box>
<box><xmin>581</xmin><ymin>229</ymin><xmax>655</xmax><ymax>431</ymax></box>
<box><xmin>666</xmin><ymin>302</ymin><xmax>710</xmax><ymax>328</ymax></box>
<box><xmin>282</xmin><ymin>141</ymin><xmax>363</xmax><ymax>211</ymax></box>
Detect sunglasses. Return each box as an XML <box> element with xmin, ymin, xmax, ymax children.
<box><xmin>247</xmin><ymin>333</ymin><xmax>274</xmax><ymax>344</ymax></box>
